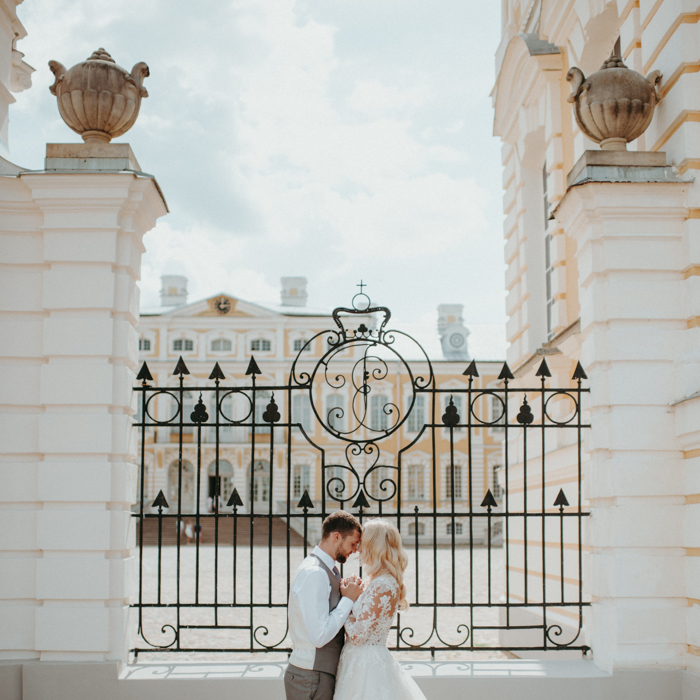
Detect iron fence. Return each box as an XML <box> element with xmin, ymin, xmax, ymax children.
<box><xmin>131</xmin><ymin>293</ymin><xmax>590</xmax><ymax>656</ymax></box>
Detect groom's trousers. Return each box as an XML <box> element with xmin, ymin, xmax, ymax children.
<box><xmin>284</xmin><ymin>664</ymin><xmax>335</xmax><ymax>700</ymax></box>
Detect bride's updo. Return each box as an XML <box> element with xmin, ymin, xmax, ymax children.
<box><xmin>360</xmin><ymin>519</ymin><xmax>409</xmax><ymax>611</ymax></box>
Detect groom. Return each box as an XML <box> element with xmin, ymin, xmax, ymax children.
<box><xmin>285</xmin><ymin>511</ymin><xmax>363</xmax><ymax>700</ymax></box>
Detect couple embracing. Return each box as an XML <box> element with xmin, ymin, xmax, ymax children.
<box><xmin>285</xmin><ymin>511</ymin><xmax>426</xmax><ymax>700</ymax></box>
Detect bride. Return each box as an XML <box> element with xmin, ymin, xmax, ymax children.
<box><xmin>333</xmin><ymin>519</ymin><xmax>427</xmax><ymax>700</ymax></box>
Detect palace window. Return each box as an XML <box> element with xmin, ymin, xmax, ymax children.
<box><xmin>444</xmin><ymin>395</ymin><xmax>463</xmax><ymax>431</ymax></box>
<box><xmin>293</xmin><ymin>394</ymin><xmax>313</xmax><ymax>433</ymax></box>
<box><xmin>170</xmin><ymin>392</ymin><xmax>194</xmax><ymax>436</ymax></box>
<box><xmin>491</xmin><ymin>395</ymin><xmax>505</xmax><ymax>431</ymax></box>
<box><xmin>368</xmin><ymin>466</ymin><xmax>392</xmax><ymax>501</ymax></box>
<box><xmin>408</xmin><ymin>521</ymin><xmax>425</xmax><ymax>536</ymax></box>
<box><xmin>370</xmin><ymin>395</ymin><xmax>390</xmax><ymax>431</ymax></box>
<box><xmin>543</xmin><ymin>160</ymin><xmax>550</xmax><ymax>224</ymax></box>
<box><xmin>326</xmin><ymin>394</ymin><xmax>345</xmax><ymax>431</ymax></box>
<box><xmin>545</xmin><ymin>233</ymin><xmax>554</xmax><ymax>340</ymax></box>
<box><xmin>251</xmin><ymin>339</ymin><xmax>271</xmax><ymax>352</ymax></box>
<box><xmin>293</xmin><ymin>464</ymin><xmax>311</xmax><ymax>500</ymax></box>
<box><xmin>139</xmin><ymin>338</ymin><xmax>151</xmax><ymax>351</ymax></box>
<box><xmin>543</xmin><ymin>160</ymin><xmax>554</xmax><ymax>341</ymax></box>
<box><xmin>445</xmin><ymin>463</ymin><xmax>462</xmax><ymax>499</ymax></box>
<box><xmin>173</xmin><ymin>338</ymin><xmax>194</xmax><ymax>352</ymax></box>
<box><xmin>325</xmin><ymin>466</ymin><xmax>347</xmax><ymax>502</ymax></box>
<box><xmin>407</xmin><ymin>464</ymin><xmax>425</xmax><ymax>500</ymax></box>
<box><xmin>293</xmin><ymin>338</ymin><xmax>311</xmax><ymax>352</ymax></box>
<box><xmin>208</xmin><ymin>460</ymin><xmax>234</xmax><ymax>506</ymax></box>
<box><xmin>446</xmin><ymin>522</ymin><xmax>464</xmax><ymax>535</ymax></box>
<box><xmin>212</xmin><ymin>395</ymin><xmax>240</xmax><ymax>443</ymax></box>
<box><xmin>168</xmin><ymin>460</ymin><xmax>195</xmax><ymax>512</ymax></box>
<box><xmin>252</xmin><ymin>460</ymin><xmax>270</xmax><ymax>504</ymax></box>
<box><xmin>211</xmin><ymin>338</ymin><xmax>232</xmax><ymax>351</ymax></box>
<box><xmin>252</xmin><ymin>400</ymin><xmax>269</xmax><ymax>435</ymax></box>
<box><xmin>407</xmin><ymin>395</ymin><xmax>425</xmax><ymax>432</ymax></box>
<box><xmin>492</xmin><ymin>464</ymin><xmax>503</xmax><ymax>499</ymax></box>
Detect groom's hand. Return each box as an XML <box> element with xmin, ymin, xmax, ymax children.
<box><xmin>340</xmin><ymin>579</ymin><xmax>363</xmax><ymax>602</ymax></box>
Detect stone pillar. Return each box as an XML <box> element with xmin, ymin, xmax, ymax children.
<box><xmin>554</xmin><ymin>151</ymin><xmax>688</xmax><ymax>672</ymax></box>
<box><xmin>0</xmin><ymin>143</ymin><xmax>167</xmax><ymax>663</ymax></box>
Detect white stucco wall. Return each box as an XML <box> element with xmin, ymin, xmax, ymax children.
<box><xmin>0</xmin><ymin>145</ymin><xmax>167</xmax><ymax>662</ymax></box>
<box><xmin>493</xmin><ymin>0</ymin><xmax>700</xmax><ymax>674</ymax></box>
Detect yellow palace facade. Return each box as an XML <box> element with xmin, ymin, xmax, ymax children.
<box><xmin>135</xmin><ymin>275</ymin><xmax>506</xmax><ymax>543</ymax></box>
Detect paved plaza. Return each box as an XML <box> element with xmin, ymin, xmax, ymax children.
<box><xmin>135</xmin><ymin>544</ymin><xmax>510</xmax><ymax>662</ymax></box>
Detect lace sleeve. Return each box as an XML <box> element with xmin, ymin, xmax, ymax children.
<box><xmin>344</xmin><ymin>576</ymin><xmax>398</xmax><ymax>645</ymax></box>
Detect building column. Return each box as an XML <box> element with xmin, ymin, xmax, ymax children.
<box><xmin>554</xmin><ymin>151</ymin><xmax>688</xmax><ymax>672</ymax></box>
<box><xmin>0</xmin><ymin>143</ymin><xmax>166</xmax><ymax>663</ymax></box>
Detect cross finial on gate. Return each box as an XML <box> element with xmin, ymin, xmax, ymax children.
<box><xmin>357</xmin><ymin>280</ymin><xmax>367</xmax><ymax>294</ymax></box>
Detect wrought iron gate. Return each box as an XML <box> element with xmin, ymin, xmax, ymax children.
<box><xmin>131</xmin><ymin>293</ymin><xmax>590</xmax><ymax>656</ymax></box>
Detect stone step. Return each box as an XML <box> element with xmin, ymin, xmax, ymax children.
<box><xmin>135</xmin><ymin>516</ymin><xmax>307</xmax><ymax>547</ymax></box>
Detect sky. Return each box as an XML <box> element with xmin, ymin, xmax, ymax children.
<box><xmin>10</xmin><ymin>0</ymin><xmax>507</xmax><ymax>359</ymax></box>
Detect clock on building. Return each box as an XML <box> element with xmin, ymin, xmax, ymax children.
<box><xmin>214</xmin><ymin>296</ymin><xmax>232</xmax><ymax>315</ymax></box>
<box><xmin>449</xmin><ymin>332</ymin><xmax>465</xmax><ymax>348</ymax></box>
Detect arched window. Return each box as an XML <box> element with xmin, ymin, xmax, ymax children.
<box><xmin>490</xmin><ymin>395</ymin><xmax>505</xmax><ymax>431</ymax></box>
<box><xmin>325</xmin><ymin>465</ymin><xmax>351</xmax><ymax>503</ymax></box>
<box><xmin>173</xmin><ymin>338</ymin><xmax>194</xmax><ymax>352</ymax></box>
<box><xmin>212</xmin><ymin>394</ymin><xmax>245</xmax><ymax>443</ymax></box>
<box><xmin>249</xmin><ymin>460</ymin><xmax>270</xmax><ymax>506</ymax></box>
<box><xmin>293</xmin><ymin>394</ymin><xmax>313</xmax><ymax>433</ymax></box>
<box><xmin>408</xmin><ymin>521</ymin><xmax>425</xmax><ymax>536</ymax></box>
<box><xmin>168</xmin><ymin>460</ymin><xmax>195</xmax><ymax>512</ymax></box>
<box><xmin>251</xmin><ymin>399</ymin><xmax>271</xmax><ymax>435</ymax></box>
<box><xmin>138</xmin><ymin>458</ymin><xmax>153</xmax><ymax>506</ymax></box>
<box><xmin>211</xmin><ymin>338</ymin><xmax>232</xmax><ymax>352</ymax></box>
<box><xmin>444</xmin><ymin>395</ymin><xmax>464</xmax><ymax>432</ymax></box>
<box><xmin>446</xmin><ymin>522</ymin><xmax>464</xmax><ymax>535</ymax></box>
<box><xmin>407</xmin><ymin>464</ymin><xmax>425</xmax><ymax>500</ymax></box>
<box><xmin>170</xmin><ymin>392</ymin><xmax>194</xmax><ymax>437</ymax></box>
<box><xmin>292</xmin><ymin>464</ymin><xmax>311</xmax><ymax>500</ymax></box>
<box><xmin>251</xmin><ymin>339</ymin><xmax>271</xmax><ymax>352</ymax></box>
<box><xmin>368</xmin><ymin>466</ymin><xmax>392</xmax><ymax>501</ymax></box>
<box><xmin>326</xmin><ymin>394</ymin><xmax>345</xmax><ymax>431</ymax></box>
<box><xmin>407</xmin><ymin>395</ymin><xmax>425</xmax><ymax>432</ymax></box>
<box><xmin>370</xmin><ymin>395</ymin><xmax>389</xmax><ymax>431</ymax></box>
<box><xmin>294</xmin><ymin>338</ymin><xmax>311</xmax><ymax>352</ymax></box>
<box><xmin>491</xmin><ymin>464</ymin><xmax>503</xmax><ymax>498</ymax></box>
<box><xmin>445</xmin><ymin>464</ymin><xmax>463</xmax><ymax>499</ymax></box>
<box><xmin>208</xmin><ymin>460</ymin><xmax>234</xmax><ymax>505</ymax></box>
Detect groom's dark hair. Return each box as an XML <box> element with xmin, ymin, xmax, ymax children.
<box><xmin>321</xmin><ymin>510</ymin><xmax>362</xmax><ymax>539</ymax></box>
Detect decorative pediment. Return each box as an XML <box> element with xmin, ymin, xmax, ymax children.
<box><xmin>164</xmin><ymin>294</ymin><xmax>278</xmax><ymax>318</ymax></box>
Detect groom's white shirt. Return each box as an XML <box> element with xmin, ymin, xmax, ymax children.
<box><xmin>288</xmin><ymin>545</ymin><xmax>354</xmax><ymax>670</ymax></box>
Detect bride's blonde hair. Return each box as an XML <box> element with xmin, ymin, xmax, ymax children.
<box><xmin>360</xmin><ymin>519</ymin><xmax>409</xmax><ymax>611</ymax></box>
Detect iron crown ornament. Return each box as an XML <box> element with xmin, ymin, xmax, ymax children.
<box><xmin>48</xmin><ymin>48</ymin><xmax>149</xmax><ymax>144</ymax></box>
<box><xmin>566</xmin><ymin>53</ymin><xmax>662</xmax><ymax>150</ymax></box>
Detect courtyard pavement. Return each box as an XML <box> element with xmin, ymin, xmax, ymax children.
<box><xmin>135</xmin><ymin>545</ymin><xmax>510</xmax><ymax>662</ymax></box>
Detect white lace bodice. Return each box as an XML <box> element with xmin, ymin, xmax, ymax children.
<box><xmin>335</xmin><ymin>573</ymin><xmax>426</xmax><ymax>700</ymax></box>
<box><xmin>344</xmin><ymin>573</ymin><xmax>398</xmax><ymax>647</ymax></box>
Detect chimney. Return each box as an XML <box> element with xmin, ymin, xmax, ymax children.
<box><xmin>437</xmin><ymin>304</ymin><xmax>464</xmax><ymax>334</ymax></box>
<box><xmin>281</xmin><ymin>276</ymin><xmax>307</xmax><ymax>307</ymax></box>
<box><xmin>437</xmin><ymin>304</ymin><xmax>470</xmax><ymax>361</ymax></box>
<box><xmin>160</xmin><ymin>274</ymin><xmax>188</xmax><ymax>307</ymax></box>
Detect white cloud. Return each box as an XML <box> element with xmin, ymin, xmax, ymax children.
<box><xmin>12</xmin><ymin>0</ymin><xmax>506</xmax><ymax>340</ymax></box>
<box><xmin>347</xmin><ymin>79</ymin><xmax>429</xmax><ymax>117</ymax></box>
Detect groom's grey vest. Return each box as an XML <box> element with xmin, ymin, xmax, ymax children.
<box><xmin>310</xmin><ymin>554</ymin><xmax>344</xmax><ymax>676</ymax></box>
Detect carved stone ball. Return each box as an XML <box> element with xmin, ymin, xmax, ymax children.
<box><xmin>49</xmin><ymin>48</ymin><xmax>149</xmax><ymax>144</ymax></box>
<box><xmin>567</xmin><ymin>55</ymin><xmax>662</xmax><ymax>150</ymax></box>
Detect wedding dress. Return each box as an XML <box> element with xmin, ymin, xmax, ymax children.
<box><xmin>333</xmin><ymin>573</ymin><xmax>427</xmax><ymax>700</ymax></box>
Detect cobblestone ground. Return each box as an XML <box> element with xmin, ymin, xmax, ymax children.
<box><xmin>135</xmin><ymin>544</ymin><xmax>511</xmax><ymax>662</ymax></box>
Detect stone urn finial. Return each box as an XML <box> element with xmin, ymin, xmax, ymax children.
<box><xmin>48</xmin><ymin>49</ymin><xmax>149</xmax><ymax>144</ymax></box>
<box><xmin>566</xmin><ymin>53</ymin><xmax>662</xmax><ymax>150</ymax></box>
